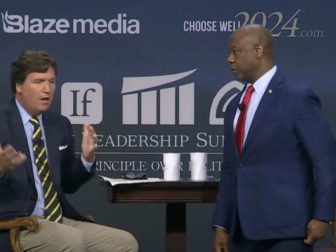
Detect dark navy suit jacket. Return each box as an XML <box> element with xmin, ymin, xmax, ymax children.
<box><xmin>212</xmin><ymin>70</ymin><xmax>336</xmax><ymax>240</ymax></box>
<box><xmin>0</xmin><ymin>98</ymin><xmax>95</xmax><ymax>251</ymax></box>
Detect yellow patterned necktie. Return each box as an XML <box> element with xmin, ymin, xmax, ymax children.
<box><xmin>30</xmin><ymin>116</ymin><xmax>63</xmax><ymax>223</ymax></box>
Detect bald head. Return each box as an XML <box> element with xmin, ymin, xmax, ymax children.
<box><xmin>233</xmin><ymin>24</ymin><xmax>273</xmax><ymax>59</ymax></box>
<box><xmin>227</xmin><ymin>24</ymin><xmax>275</xmax><ymax>83</ymax></box>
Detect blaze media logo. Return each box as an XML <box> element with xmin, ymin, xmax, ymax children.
<box><xmin>61</xmin><ymin>82</ymin><xmax>103</xmax><ymax>124</ymax></box>
<box><xmin>1</xmin><ymin>11</ymin><xmax>140</xmax><ymax>34</ymax></box>
<box><xmin>121</xmin><ymin>69</ymin><xmax>197</xmax><ymax>125</ymax></box>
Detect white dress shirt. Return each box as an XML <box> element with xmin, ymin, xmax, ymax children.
<box><xmin>233</xmin><ymin>66</ymin><xmax>277</xmax><ymax>144</ymax></box>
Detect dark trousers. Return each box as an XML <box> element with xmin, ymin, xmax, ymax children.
<box><xmin>231</xmin><ymin>236</ymin><xmax>313</xmax><ymax>252</ymax></box>
<box><xmin>231</xmin><ymin>215</ymin><xmax>312</xmax><ymax>252</ymax></box>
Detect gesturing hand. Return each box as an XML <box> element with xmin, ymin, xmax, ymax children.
<box><xmin>0</xmin><ymin>144</ymin><xmax>27</xmax><ymax>173</ymax></box>
<box><xmin>81</xmin><ymin>124</ymin><xmax>97</xmax><ymax>163</ymax></box>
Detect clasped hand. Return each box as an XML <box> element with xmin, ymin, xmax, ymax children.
<box><xmin>304</xmin><ymin>219</ymin><xmax>329</xmax><ymax>245</ymax></box>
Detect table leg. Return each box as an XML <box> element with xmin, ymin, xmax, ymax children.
<box><xmin>166</xmin><ymin>203</ymin><xmax>186</xmax><ymax>252</ymax></box>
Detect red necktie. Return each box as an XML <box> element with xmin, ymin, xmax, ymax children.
<box><xmin>235</xmin><ymin>85</ymin><xmax>255</xmax><ymax>153</ymax></box>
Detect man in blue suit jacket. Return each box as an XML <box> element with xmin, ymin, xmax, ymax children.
<box><xmin>212</xmin><ymin>24</ymin><xmax>336</xmax><ymax>252</ymax></box>
<box><xmin>0</xmin><ymin>50</ymin><xmax>138</xmax><ymax>252</ymax></box>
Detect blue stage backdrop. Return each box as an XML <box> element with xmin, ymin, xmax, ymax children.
<box><xmin>0</xmin><ymin>1</ymin><xmax>335</xmax><ymax>251</ymax></box>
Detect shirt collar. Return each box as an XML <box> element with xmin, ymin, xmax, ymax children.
<box><xmin>15</xmin><ymin>98</ymin><xmax>42</xmax><ymax>125</ymax></box>
<box><xmin>249</xmin><ymin>65</ymin><xmax>277</xmax><ymax>94</ymax></box>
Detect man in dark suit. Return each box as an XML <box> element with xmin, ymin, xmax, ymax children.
<box><xmin>212</xmin><ymin>24</ymin><xmax>336</xmax><ymax>252</ymax></box>
<box><xmin>0</xmin><ymin>50</ymin><xmax>138</xmax><ymax>252</ymax></box>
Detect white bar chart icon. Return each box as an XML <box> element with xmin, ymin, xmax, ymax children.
<box><xmin>121</xmin><ymin>69</ymin><xmax>196</xmax><ymax>125</ymax></box>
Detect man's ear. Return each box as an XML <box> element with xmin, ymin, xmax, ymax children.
<box><xmin>16</xmin><ymin>83</ymin><xmax>22</xmax><ymax>94</ymax></box>
<box><xmin>255</xmin><ymin>44</ymin><xmax>264</xmax><ymax>58</ymax></box>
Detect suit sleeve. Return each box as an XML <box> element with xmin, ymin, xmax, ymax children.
<box><xmin>211</xmin><ymin>99</ymin><xmax>238</xmax><ymax>231</ymax></box>
<box><xmin>60</xmin><ymin>117</ymin><xmax>95</xmax><ymax>193</ymax></box>
<box><xmin>295</xmin><ymin>88</ymin><xmax>336</xmax><ymax>222</ymax></box>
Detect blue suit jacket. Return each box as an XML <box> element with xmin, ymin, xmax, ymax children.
<box><xmin>212</xmin><ymin>70</ymin><xmax>336</xmax><ymax>240</ymax></box>
<box><xmin>0</xmin><ymin>98</ymin><xmax>95</xmax><ymax>251</ymax></box>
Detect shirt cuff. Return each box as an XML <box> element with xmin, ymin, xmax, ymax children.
<box><xmin>81</xmin><ymin>154</ymin><xmax>94</xmax><ymax>172</ymax></box>
<box><xmin>212</xmin><ymin>225</ymin><xmax>229</xmax><ymax>233</ymax></box>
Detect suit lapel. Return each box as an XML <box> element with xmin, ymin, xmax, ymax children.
<box><xmin>242</xmin><ymin>72</ymin><xmax>284</xmax><ymax>154</ymax></box>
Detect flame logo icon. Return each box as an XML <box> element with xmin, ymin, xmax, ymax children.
<box><xmin>1</xmin><ymin>11</ymin><xmax>22</xmax><ymax>33</ymax></box>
